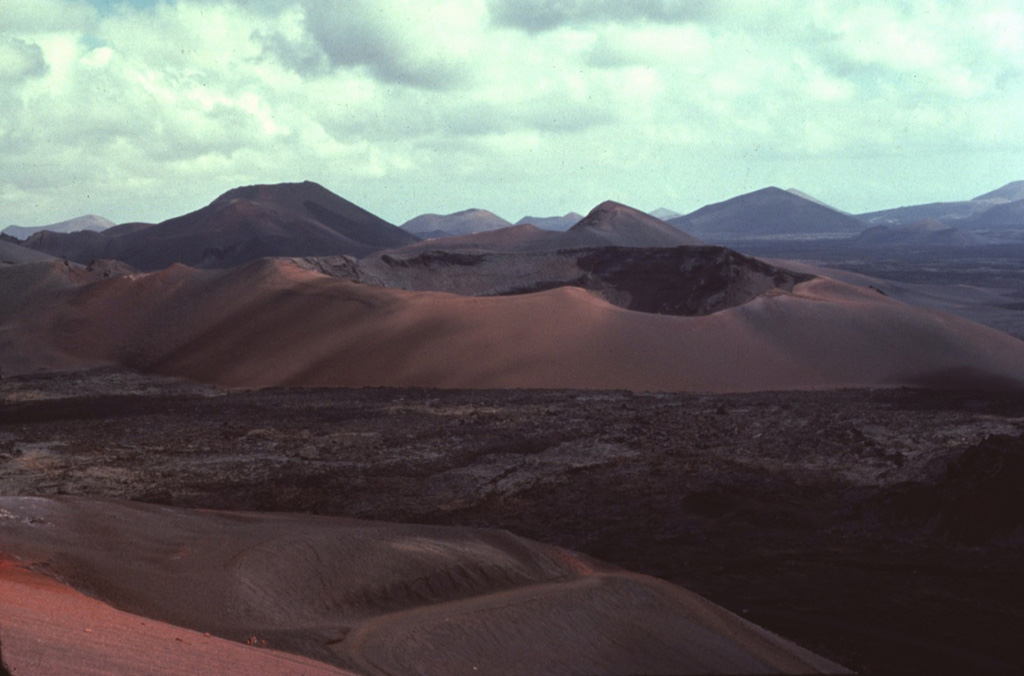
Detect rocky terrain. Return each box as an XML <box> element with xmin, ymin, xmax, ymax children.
<box><xmin>2</xmin><ymin>368</ymin><xmax>1023</xmax><ymax>674</ymax></box>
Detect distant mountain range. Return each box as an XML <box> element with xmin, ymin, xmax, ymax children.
<box><xmin>514</xmin><ymin>213</ymin><xmax>583</xmax><ymax>231</ymax></box>
<box><xmin>3</xmin><ymin>215</ymin><xmax>116</xmax><ymax>240</ymax></box>
<box><xmin>856</xmin><ymin>180</ymin><xmax>1024</xmax><ymax>229</ymax></box>
<box><xmin>9</xmin><ymin>179</ymin><xmax>1024</xmax><ymax>275</ymax></box>
<box><xmin>385</xmin><ymin>201</ymin><xmax>701</xmax><ymax>255</ymax></box>
<box><xmin>401</xmin><ymin>209</ymin><xmax>511</xmax><ymax>238</ymax></box>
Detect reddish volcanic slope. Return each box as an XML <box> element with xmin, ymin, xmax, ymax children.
<box><xmin>0</xmin><ymin>496</ymin><xmax>848</xmax><ymax>675</ymax></box>
<box><xmin>2</xmin><ymin>257</ymin><xmax>1023</xmax><ymax>391</ymax></box>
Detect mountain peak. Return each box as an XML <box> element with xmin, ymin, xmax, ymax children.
<box><xmin>563</xmin><ymin>200</ymin><xmax>702</xmax><ymax>247</ymax></box>
<box><xmin>973</xmin><ymin>180</ymin><xmax>1024</xmax><ymax>204</ymax></box>
<box><xmin>669</xmin><ymin>187</ymin><xmax>863</xmax><ymax>240</ymax></box>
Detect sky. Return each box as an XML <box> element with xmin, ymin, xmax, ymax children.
<box><xmin>2</xmin><ymin>0</ymin><xmax>1024</xmax><ymax>227</ymax></box>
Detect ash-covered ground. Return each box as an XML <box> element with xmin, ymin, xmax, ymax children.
<box><xmin>2</xmin><ymin>368</ymin><xmax>1023</xmax><ymax>674</ymax></box>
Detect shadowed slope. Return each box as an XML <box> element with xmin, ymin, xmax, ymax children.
<box><xmin>3</xmin><ymin>258</ymin><xmax>1024</xmax><ymax>391</ymax></box>
<box><xmin>0</xmin><ymin>239</ymin><xmax>57</xmax><ymax>265</ymax></box>
<box><xmin>0</xmin><ymin>496</ymin><xmax>848</xmax><ymax>675</ymax></box>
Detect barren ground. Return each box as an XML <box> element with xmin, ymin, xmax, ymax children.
<box><xmin>2</xmin><ymin>368</ymin><xmax>1023</xmax><ymax>674</ymax></box>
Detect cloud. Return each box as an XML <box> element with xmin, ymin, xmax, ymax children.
<box><xmin>1</xmin><ymin>0</ymin><xmax>1023</xmax><ymax>227</ymax></box>
<box><xmin>1</xmin><ymin>0</ymin><xmax>97</xmax><ymax>32</ymax></box>
<box><xmin>300</xmin><ymin>0</ymin><xmax>487</xmax><ymax>90</ymax></box>
<box><xmin>487</xmin><ymin>0</ymin><xmax>718</xmax><ymax>32</ymax></box>
<box><xmin>0</xmin><ymin>37</ymin><xmax>49</xmax><ymax>81</ymax></box>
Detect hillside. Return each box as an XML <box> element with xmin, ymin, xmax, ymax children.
<box><xmin>402</xmin><ymin>208</ymin><xmax>512</xmax><ymax>238</ymax></box>
<box><xmin>21</xmin><ymin>182</ymin><xmax>417</xmax><ymax>270</ymax></box>
<box><xmin>669</xmin><ymin>187</ymin><xmax>863</xmax><ymax>241</ymax></box>
<box><xmin>3</xmin><ymin>257</ymin><xmax>1023</xmax><ymax>391</ymax></box>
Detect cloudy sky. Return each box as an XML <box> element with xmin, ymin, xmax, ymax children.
<box><xmin>3</xmin><ymin>0</ymin><xmax>1023</xmax><ymax>227</ymax></box>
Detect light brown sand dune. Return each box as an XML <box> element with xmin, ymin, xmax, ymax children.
<box><xmin>0</xmin><ymin>496</ymin><xmax>848</xmax><ymax>675</ymax></box>
<box><xmin>2</xmin><ymin>257</ymin><xmax>1023</xmax><ymax>390</ymax></box>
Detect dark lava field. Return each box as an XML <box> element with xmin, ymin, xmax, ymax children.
<box><xmin>2</xmin><ymin>368</ymin><xmax>1023</xmax><ymax>674</ymax></box>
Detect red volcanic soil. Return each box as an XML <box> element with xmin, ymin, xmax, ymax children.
<box><xmin>0</xmin><ymin>496</ymin><xmax>847</xmax><ymax>675</ymax></box>
<box><xmin>0</xmin><ymin>558</ymin><xmax>357</xmax><ymax>676</ymax></box>
<box><xmin>2</xmin><ymin>257</ymin><xmax>1023</xmax><ymax>391</ymax></box>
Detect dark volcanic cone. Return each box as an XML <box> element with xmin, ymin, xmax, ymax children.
<box><xmin>562</xmin><ymin>200</ymin><xmax>703</xmax><ymax>248</ymax></box>
<box><xmin>670</xmin><ymin>187</ymin><xmax>863</xmax><ymax>240</ymax></box>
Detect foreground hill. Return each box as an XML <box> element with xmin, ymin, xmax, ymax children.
<box><xmin>0</xmin><ymin>496</ymin><xmax>845</xmax><ymax>675</ymax></box>
<box><xmin>21</xmin><ymin>182</ymin><xmax>417</xmax><ymax>270</ymax></box>
<box><xmin>3</xmin><ymin>257</ymin><xmax>1023</xmax><ymax>391</ymax></box>
<box><xmin>669</xmin><ymin>187</ymin><xmax>863</xmax><ymax>241</ymax></box>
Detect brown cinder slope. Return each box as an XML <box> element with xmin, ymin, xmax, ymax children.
<box><xmin>3</xmin><ymin>258</ymin><xmax>1023</xmax><ymax>391</ymax></box>
<box><xmin>0</xmin><ymin>496</ymin><xmax>848</xmax><ymax>675</ymax></box>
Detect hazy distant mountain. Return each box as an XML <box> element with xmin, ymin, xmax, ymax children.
<box><xmin>973</xmin><ymin>180</ymin><xmax>1024</xmax><ymax>204</ymax></box>
<box><xmin>22</xmin><ymin>181</ymin><xmax>417</xmax><ymax>270</ymax></box>
<box><xmin>514</xmin><ymin>213</ymin><xmax>582</xmax><ymax>231</ymax></box>
<box><xmin>961</xmin><ymin>198</ymin><xmax>1024</xmax><ymax>231</ymax></box>
<box><xmin>402</xmin><ymin>209</ymin><xmax>511</xmax><ymax>238</ymax></box>
<box><xmin>850</xmin><ymin>219</ymin><xmax>984</xmax><ymax>247</ymax></box>
<box><xmin>382</xmin><ymin>202</ymin><xmax>699</xmax><ymax>255</ymax></box>
<box><xmin>669</xmin><ymin>187</ymin><xmax>862</xmax><ymax>241</ymax></box>
<box><xmin>3</xmin><ymin>215</ymin><xmax>115</xmax><ymax>240</ymax></box>
<box><xmin>857</xmin><ymin>180</ymin><xmax>1024</xmax><ymax>226</ymax></box>
<box><xmin>648</xmin><ymin>208</ymin><xmax>682</xmax><ymax>221</ymax></box>
<box><xmin>856</xmin><ymin>201</ymin><xmax>991</xmax><ymax>226</ymax></box>
<box><xmin>785</xmin><ymin>189</ymin><xmax>845</xmax><ymax>213</ymax></box>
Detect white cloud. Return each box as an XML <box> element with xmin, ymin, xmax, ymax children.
<box><xmin>1</xmin><ymin>0</ymin><xmax>1023</xmax><ymax>227</ymax></box>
